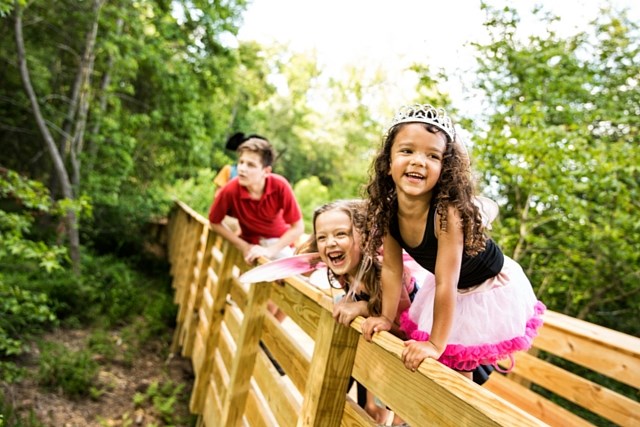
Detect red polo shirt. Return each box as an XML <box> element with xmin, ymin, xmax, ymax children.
<box><xmin>208</xmin><ymin>174</ymin><xmax>302</xmax><ymax>244</ymax></box>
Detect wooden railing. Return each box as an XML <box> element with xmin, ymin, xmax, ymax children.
<box><xmin>163</xmin><ymin>201</ymin><xmax>640</xmax><ymax>427</ymax></box>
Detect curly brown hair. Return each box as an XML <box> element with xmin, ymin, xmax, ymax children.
<box><xmin>297</xmin><ymin>199</ymin><xmax>383</xmax><ymax>316</ymax></box>
<box><xmin>363</xmin><ymin>122</ymin><xmax>487</xmax><ymax>262</ymax></box>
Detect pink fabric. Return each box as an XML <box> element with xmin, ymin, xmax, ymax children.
<box><xmin>400</xmin><ymin>301</ymin><xmax>545</xmax><ymax>371</ymax></box>
<box><xmin>399</xmin><ymin>256</ymin><xmax>546</xmax><ymax>372</ymax></box>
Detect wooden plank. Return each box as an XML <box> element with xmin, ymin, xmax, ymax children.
<box><xmin>206</xmin><ymin>267</ymin><xmax>217</xmax><ymax>295</ymax></box>
<box><xmin>219</xmin><ymin>281</ymin><xmax>271</xmax><ymax>427</ymax></box>
<box><xmin>192</xmin><ymin>309</ymin><xmax>210</xmax><ymax>371</ymax></box>
<box><xmin>349</xmin><ymin>318</ymin><xmax>545</xmax><ymax>427</ymax></box>
<box><xmin>175</xmin><ymin>200</ymin><xmax>209</xmax><ymax>225</ymax></box>
<box><xmin>188</xmin><ymin>243</ymin><xmax>235</xmax><ymax>414</ymax></box>
<box><xmin>285</xmin><ymin>274</ymin><xmax>335</xmax><ymax>312</ymax></box>
<box><xmin>168</xmin><ymin>209</ymin><xmax>188</xmax><ymax>279</ymax></box>
<box><xmin>202</xmin><ymin>379</ymin><xmax>222</xmax><ymax>427</ymax></box>
<box><xmin>244</xmin><ymin>386</ymin><xmax>274</xmax><ymax>427</ymax></box>
<box><xmin>508</xmin><ymin>351</ymin><xmax>639</xmax><ymax>426</ymax></box>
<box><xmin>229</xmin><ymin>277</ymin><xmax>249</xmax><ymax>311</ymax></box>
<box><xmin>252</xmin><ymin>349</ymin><xmax>300</xmax><ymax>427</ymax></box>
<box><xmin>212</xmin><ymin>349</ymin><xmax>229</xmax><ymax>404</ymax></box>
<box><xmin>183</xmin><ymin>228</ymin><xmax>217</xmax><ymax>355</ymax></box>
<box><xmin>536</xmin><ymin>311</ymin><xmax>640</xmax><ymax>389</ymax></box>
<box><xmin>199</xmin><ymin>293</ymin><xmax>213</xmax><ymax>326</ymax></box>
<box><xmin>218</xmin><ymin>323</ymin><xmax>235</xmax><ymax>374</ymax></box>
<box><xmin>260</xmin><ymin>313</ymin><xmax>312</xmax><ymax>394</ymax></box>
<box><xmin>269</xmin><ymin>280</ymin><xmax>323</xmax><ymax>339</ymax></box>
<box><xmin>192</xmin><ymin>330</ymin><xmax>205</xmax><ymax>374</ymax></box>
<box><xmin>170</xmin><ymin>213</ymin><xmax>190</xmax><ymax>295</ymax></box>
<box><xmin>172</xmin><ymin>218</ymin><xmax>205</xmax><ymax>352</ymax></box>
<box><xmin>180</xmin><ymin>285</ymin><xmax>198</xmax><ymax>357</ymax></box>
<box><xmin>224</xmin><ymin>302</ymin><xmax>242</xmax><ymax>342</ymax></box>
<box><xmin>484</xmin><ymin>373</ymin><xmax>592</xmax><ymax>427</ymax></box>
<box><xmin>298</xmin><ymin>310</ymin><xmax>359</xmax><ymax>427</ymax></box>
<box><xmin>207</xmin><ymin>268</ymin><xmax>219</xmax><ymax>292</ymax></box>
<box><xmin>341</xmin><ymin>396</ymin><xmax>377</xmax><ymax>427</ymax></box>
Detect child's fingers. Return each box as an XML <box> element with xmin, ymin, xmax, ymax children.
<box><xmin>402</xmin><ymin>341</ymin><xmax>416</xmax><ymax>362</ymax></box>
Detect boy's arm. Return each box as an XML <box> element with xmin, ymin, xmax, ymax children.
<box><xmin>210</xmin><ymin>222</ymin><xmax>251</xmax><ymax>257</ymax></box>
<box><xmin>272</xmin><ymin>218</ymin><xmax>305</xmax><ymax>253</ymax></box>
<box><xmin>208</xmin><ymin>186</ymin><xmax>251</xmax><ymax>257</ymax></box>
<box><xmin>244</xmin><ymin>218</ymin><xmax>304</xmax><ymax>262</ymax></box>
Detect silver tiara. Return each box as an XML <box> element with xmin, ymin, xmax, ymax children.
<box><xmin>389</xmin><ymin>104</ymin><xmax>456</xmax><ymax>141</ymax></box>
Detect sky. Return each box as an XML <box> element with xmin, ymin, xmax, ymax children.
<box><xmin>235</xmin><ymin>0</ymin><xmax>639</xmax><ymax>118</ymax></box>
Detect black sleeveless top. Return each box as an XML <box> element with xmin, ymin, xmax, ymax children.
<box><xmin>389</xmin><ymin>201</ymin><xmax>504</xmax><ymax>289</ymax></box>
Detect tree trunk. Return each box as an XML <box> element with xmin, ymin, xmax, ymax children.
<box><xmin>14</xmin><ymin>4</ymin><xmax>81</xmax><ymax>273</ymax></box>
<box><xmin>86</xmin><ymin>17</ymin><xmax>122</xmax><ymax>173</ymax></box>
<box><xmin>69</xmin><ymin>0</ymin><xmax>104</xmax><ymax>189</ymax></box>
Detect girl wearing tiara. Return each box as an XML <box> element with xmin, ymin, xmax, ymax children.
<box><xmin>360</xmin><ymin>104</ymin><xmax>545</xmax><ymax>379</ymax></box>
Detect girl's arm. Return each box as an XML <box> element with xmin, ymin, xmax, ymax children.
<box><xmin>401</xmin><ymin>205</ymin><xmax>463</xmax><ymax>370</ymax></box>
<box><xmin>361</xmin><ymin>234</ymin><xmax>404</xmax><ymax>341</ymax></box>
<box><xmin>429</xmin><ymin>205</ymin><xmax>464</xmax><ymax>353</ymax></box>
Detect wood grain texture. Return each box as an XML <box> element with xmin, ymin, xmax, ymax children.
<box><xmin>535</xmin><ymin>311</ymin><xmax>640</xmax><ymax>389</ymax></box>
<box><xmin>163</xmin><ymin>202</ymin><xmax>639</xmax><ymax>427</ymax></box>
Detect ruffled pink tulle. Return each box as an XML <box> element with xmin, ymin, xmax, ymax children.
<box><xmin>400</xmin><ymin>301</ymin><xmax>546</xmax><ymax>371</ymax></box>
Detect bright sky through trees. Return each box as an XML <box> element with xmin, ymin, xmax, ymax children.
<box><xmin>237</xmin><ymin>0</ymin><xmax>640</xmax><ymax>116</ymax></box>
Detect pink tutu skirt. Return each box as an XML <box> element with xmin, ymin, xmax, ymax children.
<box><xmin>400</xmin><ymin>256</ymin><xmax>546</xmax><ymax>372</ymax></box>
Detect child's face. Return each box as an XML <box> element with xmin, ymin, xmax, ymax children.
<box><xmin>237</xmin><ymin>151</ymin><xmax>270</xmax><ymax>188</ymax></box>
<box><xmin>388</xmin><ymin>123</ymin><xmax>446</xmax><ymax>198</ymax></box>
<box><xmin>314</xmin><ymin>209</ymin><xmax>362</xmax><ymax>277</ymax></box>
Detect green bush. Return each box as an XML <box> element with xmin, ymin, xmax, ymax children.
<box><xmin>165</xmin><ymin>168</ymin><xmax>217</xmax><ymax>217</ymax></box>
<box><xmin>0</xmin><ymin>169</ymin><xmax>68</xmax><ymax>273</ymax></box>
<box><xmin>0</xmin><ymin>391</ymin><xmax>44</xmax><ymax>427</ymax></box>
<box><xmin>37</xmin><ymin>341</ymin><xmax>99</xmax><ymax>399</ymax></box>
<box><xmin>0</xmin><ymin>281</ymin><xmax>57</xmax><ymax>381</ymax></box>
<box><xmin>82</xmin><ymin>184</ymin><xmax>172</xmax><ymax>259</ymax></box>
<box><xmin>133</xmin><ymin>380</ymin><xmax>193</xmax><ymax>426</ymax></box>
<box><xmin>3</xmin><ymin>249</ymin><xmax>175</xmax><ymax>332</ymax></box>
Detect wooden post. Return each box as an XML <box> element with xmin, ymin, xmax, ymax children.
<box><xmin>182</xmin><ymin>225</ymin><xmax>214</xmax><ymax>357</ymax></box>
<box><xmin>168</xmin><ymin>208</ymin><xmax>188</xmax><ymax>279</ymax></box>
<box><xmin>219</xmin><ymin>280</ymin><xmax>271</xmax><ymax>427</ymax></box>
<box><xmin>170</xmin><ymin>216</ymin><xmax>205</xmax><ymax>353</ymax></box>
<box><xmin>189</xmin><ymin>243</ymin><xmax>241</xmax><ymax>413</ymax></box>
<box><xmin>297</xmin><ymin>310</ymin><xmax>359</xmax><ymax>427</ymax></box>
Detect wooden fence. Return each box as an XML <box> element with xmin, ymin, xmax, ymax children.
<box><xmin>163</xmin><ymin>201</ymin><xmax>640</xmax><ymax>427</ymax></box>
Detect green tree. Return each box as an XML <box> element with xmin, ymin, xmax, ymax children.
<box><xmin>1</xmin><ymin>0</ymin><xmax>251</xmax><ymax>262</ymax></box>
<box><xmin>470</xmin><ymin>3</ymin><xmax>639</xmax><ymax>333</ymax></box>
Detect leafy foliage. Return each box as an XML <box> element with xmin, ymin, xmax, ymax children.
<box><xmin>293</xmin><ymin>176</ymin><xmax>331</xmax><ymax>231</ymax></box>
<box><xmin>133</xmin><ymin>380</ymin><xmax>192</xmax><ymax>426</ymax></box>
<box><xmin>471</xmin><ymin>4</ymin><xmax>640</xmax><ymax>333</ymax></box>
<box><xmin>0</xmin><ymin>170</ymin><xmax>67</xmax><ymax>272</ymax></box>
<box><xmin>166</xmin><ymin>168</ymin><xmax>218</xmax><ymax>217</ymax></box>
<box><xmin>37</xmin><ymin>341</ymin><xmax>99</xmax><ymax>399</ymax></box>
<box><xmin>0</xmin><ymin>170</ymin><xmax>62</xmax><ymax>380</ymax></box>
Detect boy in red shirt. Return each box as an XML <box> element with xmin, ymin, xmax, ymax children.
<box><xmin>208</xmin><ymin>136</ymin><xmax>304</xmax><ymax>264</ymax></box>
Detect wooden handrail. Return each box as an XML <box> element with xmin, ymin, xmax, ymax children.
<box><xmin>162</xmin><ymin>201</ymin><xmax>639</xmax><ymax>427</ymax></box>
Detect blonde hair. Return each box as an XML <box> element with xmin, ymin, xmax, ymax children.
<box><xmin>298</xmin><ymin>200</ymin><xmax>382</xmax><ymax>316</ymax></box>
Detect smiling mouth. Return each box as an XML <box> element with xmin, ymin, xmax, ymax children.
<box><xmin>405</xmin><ymin>172</ymin><xmax>424</xmax><ymax>180</ymax></box>
<box><xmin>327</xmin><ymin>252</ymin><xmax>345</xmax><ymax>264</ymax></box>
